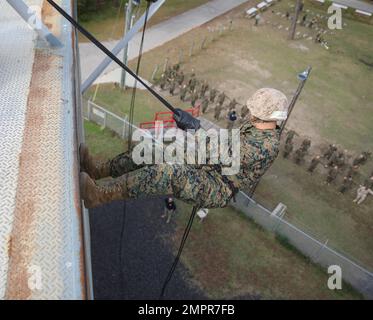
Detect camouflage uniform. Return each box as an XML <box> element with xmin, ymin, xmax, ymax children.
<box><xmin>201</xmin><ymin>98</ymin><xmax>209</xmax><ymax>114</ymax></box>
<box><xmin>300</xmin><ymin>139</ymin><xmax>311</xmax><ymax>153</ymax></box>
<box><xmin>339</xmin><ymin>176</ymin><xmax>353</xmax><ymax>194</ymax></box>
<box><xmin>159</xmin><ymin>73</ymin><xmax>167</xmax><ymax>90</ymax></box>
<box><xmin>294</xmin><ymin>148</ymin><xmax>305</xmax><ymax>165</ymax></box>
<box><xmin>199</xmin><ymin>82</ymin><xmax>209</xmax><ymax>98</ymax></box>
<box><xmin>103</xmin><ymin>123</ymin><xmax>281</xmax><ymax>208</ymax></box>
<box><xmin>209</xmin><ymin>89</ymin><xmax>217</xmax><ymax>103</ymax></box>
<box><xmin>240</xmin><ymin>105</ymin><xmax>250</xmax><ymax>121</ymax></box>
<box><xmin>188</xmin><ymin>75</ymin><xmax>197</xmax><ymax>92</ymax></box>
<box><xmin>353</xmin><ymin>152</ymin><xmax>370</xmax><ymax>166</ymax></box>
<box><xmin>336</xmin><ymin>152</ymin><xmax>346</xmax><ymax>168</ymax></box>
<box><xmin>228</xmin><ymin>99</ymin><xmax>237</xmax><ymax>111</ymax></box>
<box><xmin>326</xmin><ymin>166</ymin><xmax>339</xmax><ymax>184</ymax></box>
<box><xmin>214</xmin><ymin>104</ymin><xmax>222</xmax><ymax>120</ymax></box>
<box><xmin>307</xmin><ymin>156</ymin><xmax>320</xmax><ymax>173</ymax></box>
<box><xmin>285</xmin><ymin>130</ymin><xmax>296</xmax><ymax>145</ymax></box>
<box><xmin>217</xmin><ymin>92</ymin><xmax>226</xmax><ymax>107</ymax></box>
<box><xmin>283</xmin><ymin>142</ymin><xmax>293</xmax><ymax>159</ymax></box>
<box><xmin>323</xmin><ymin>144</ymin><xmax>337</xmax><ymax>160</ymax></box>
<box><xmin>169</xmin><ymin>79</ymin><xmax>176</xmax><ymax>96</ymax></box>
<box><xmin>191</xmin><ymin>90</ymin><xmax>199</xmax><ymax>107</ymax></box>
<box><xmin>346</xmin><ymin>165</ymin><xmax>359</xmax><ymax>179</ymax></box>
<box><xmin>327</xmin><ymin>150</ymin><xmax>339</xmax><ymax>167</ymax></box>
<box><xmin>177</xmin><ymin>71</ymin><xmax>185</xmax><ymax>86</ymax></box>
<box><xmin>180</xmin><ymin>84</ymin><xmax>188</xmax><ymax>101</ymax></box>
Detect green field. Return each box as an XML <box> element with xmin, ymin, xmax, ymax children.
<box><xmin>78</xmin><ymin>0</ymin><xmax>211</xmax><ymax>42</ymax></box>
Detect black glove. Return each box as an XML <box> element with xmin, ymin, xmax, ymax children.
<box><xmin>173</xmin><ymin>108</ymin><xmax>201</xmax><ymax>131</ymax></box>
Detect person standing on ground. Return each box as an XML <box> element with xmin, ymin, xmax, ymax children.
<box><xmin>226</xmin><ymin>109</ymin><xmax>237</xmax><ymax>130</ymax></box>
<box><xmin>162</xmin><ymin>197</ymin><xmax>177</xmax><ymax>223</ymax></box>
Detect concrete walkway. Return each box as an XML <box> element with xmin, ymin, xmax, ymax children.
<box><xmin>79</xmin><ymin>0</ymin><xmax>250</xmax><ymax>85</ymax></box>
<box><xmin>334</xmin><ymin>0</ymin><xmax>373</xmax><ymax>13</ymax></box>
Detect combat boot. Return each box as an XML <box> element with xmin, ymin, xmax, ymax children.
<box><xmin>79</xmin><ymin>143</ymin><xmax>111</xmax><ymax>179</ymax></box>
<box><xmin>80</xmin><ymin>172</ymin><xmax>129</xmax><ymax>209</ymax></box>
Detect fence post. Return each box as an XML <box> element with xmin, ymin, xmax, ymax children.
<box><xmin>122</xmin><ymin>118</ymin><xmax>126</xmax><ymax>139</ymax></box>
<box><xmin>151</xmin><ymin>64</ymin><xmax>159</xmax><ymax>82</ymax></box>
<box><xmin>103</xmin><ymin>111</ymin><xmax>107</xmax><ymax>128</ymax></box>
<box><xmin>219</xmin><ymin>24</ymin><xmax>224</xmax><ymax>36</ymax></box>
<box><xmin>87</xmin><ymin>100</ymin><xmax>92</xmax><ymax>121</ymax></box>
<box><xmin>200</xmin><ymin>36</ymin><xmax>207</xmax><ymax>50</ymax></box>
<box><xmin>163</xmin><ymin>57</ymin><xmax>169</xmax><ymax>72</ymax></box>
<box><xmin>178</xmin><ymin>49</ymin><xmax>184</xmax><ymax>64</ymax></box>
<box><xmin>189</xmin><ymin>41</ymin><xmax>195</xmax><ymax>57</ymax></box>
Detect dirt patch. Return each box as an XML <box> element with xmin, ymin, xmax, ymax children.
<box><xmin>289</xmin><ymin>42</ymin><xmax>310</xmax><ymax>52</ymax></box>
<box><xmin>232</xmin><ymin>57</ymin><xmax>273</xmax><ymax>79</ymax></box>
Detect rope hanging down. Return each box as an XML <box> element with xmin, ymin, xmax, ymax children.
<box><xmin>160</xmin><ymin>205</ymin><xmax>199</xmax><ymax>299</ymax></box>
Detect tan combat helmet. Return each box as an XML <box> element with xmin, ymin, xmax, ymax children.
<box><xmin>246</xmin><ymin>88</ymin><xmax>288</xmax><ymax>121</ymax></box>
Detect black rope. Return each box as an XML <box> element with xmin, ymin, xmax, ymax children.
<box><xmin>128</xmin><ymin>0</ymin><xmax>151</xmax><ymax>150</ymax></box>
<box><xmin>160</xmin><ymin>205</ymin><xmax>198</xmax><ymax>299</ymax></box>
<box><xmin>46</xmin><ymin>0</ymin><xmax>177</xmax><ymax>114</ymax></box>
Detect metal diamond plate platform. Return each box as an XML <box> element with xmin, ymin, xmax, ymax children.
<box><xmin>0</xmin><ymin>0</ymin><xmax>92</xmax><ymax>299</ymax></box>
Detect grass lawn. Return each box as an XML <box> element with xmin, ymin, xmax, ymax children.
<box><xmin>78</xmin><ymin>0</ymin><xmax>211</xmax><ymax>42</ymax></box>
<box><xmin>173</xmin><ymin>201</ymin><xmax>361</xmax><ymax>299</ymax></box>
<box><xmin>84</xmin><ymin>83</ymin><xmax>192</xmax><ymax>125</ymax></box>
<box><xmin>83</xmin><ymin>120</ymin><xmax>362</xmax><ymax>299</ymax></box>
<box><xmin>104</xmin><ymin>0</ymin><xmax>373</xmax><ymax>269</ymax></box>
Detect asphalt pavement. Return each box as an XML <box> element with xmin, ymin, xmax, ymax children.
<box><xmin>90</xmin><ymin>197</ymin><xmax>207</xmax><ymax>300</ymax></box>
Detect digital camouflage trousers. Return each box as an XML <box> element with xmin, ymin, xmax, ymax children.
<box><xmin>107</xmin><ymin>152</ymin><xmax>234</xmax><ymax>208</ymax></box>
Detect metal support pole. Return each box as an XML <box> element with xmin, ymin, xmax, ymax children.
<box><xmin>189</xmin><ymin>41</ymin><xmax>195</xmax><ymax>57</ymax></box>
<box><xmin>163</xmin><ymin>57</ymin><xmax>169</xmax><ymax>72</ymax></box>
<box><xmin>81</xmin><ymin>0</ymin><xmax>166</xmax><ymax>93</ymax></box>
<box><xmin>120</xmin><ymin>0</ymin><xmax>133</xmax><ymax>89</ymax></box>
<box><xmin>151</xmin><ymin>64</ymin><xmax>159</xmax><ymax>81</ymax></box>
<box><xmin>200</xmin><ymin>36</ymin><xmax>207</xmax><ymax>50</ymax></box>
<box><xmin>6</xmin><ymin>0</ymin><xmax>63</xmax><ymax>48</ymax></box>
<box><xmin>289</xmin><ymin>0</ymin><xmax>302</xmax><ymax>40</ymax></box>
<box><xmin>178</xmin><ymin>49</ymin><xmax>184</xmax><ymax>64</ymax></box>
<box><xmin>280</xmin><ymin>66</ymin><xmax>312</xmax><ymax>135</ymax></box>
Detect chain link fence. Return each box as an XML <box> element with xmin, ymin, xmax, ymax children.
<box><xmin>231</xmin><ymin>191</ymin><xmax>373</xmax><ymax>299</ymax></box>
<box><xmin>83</xmin><ymin>99</ymin><xmax>129</xmax><ymax>140</ymax></box>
